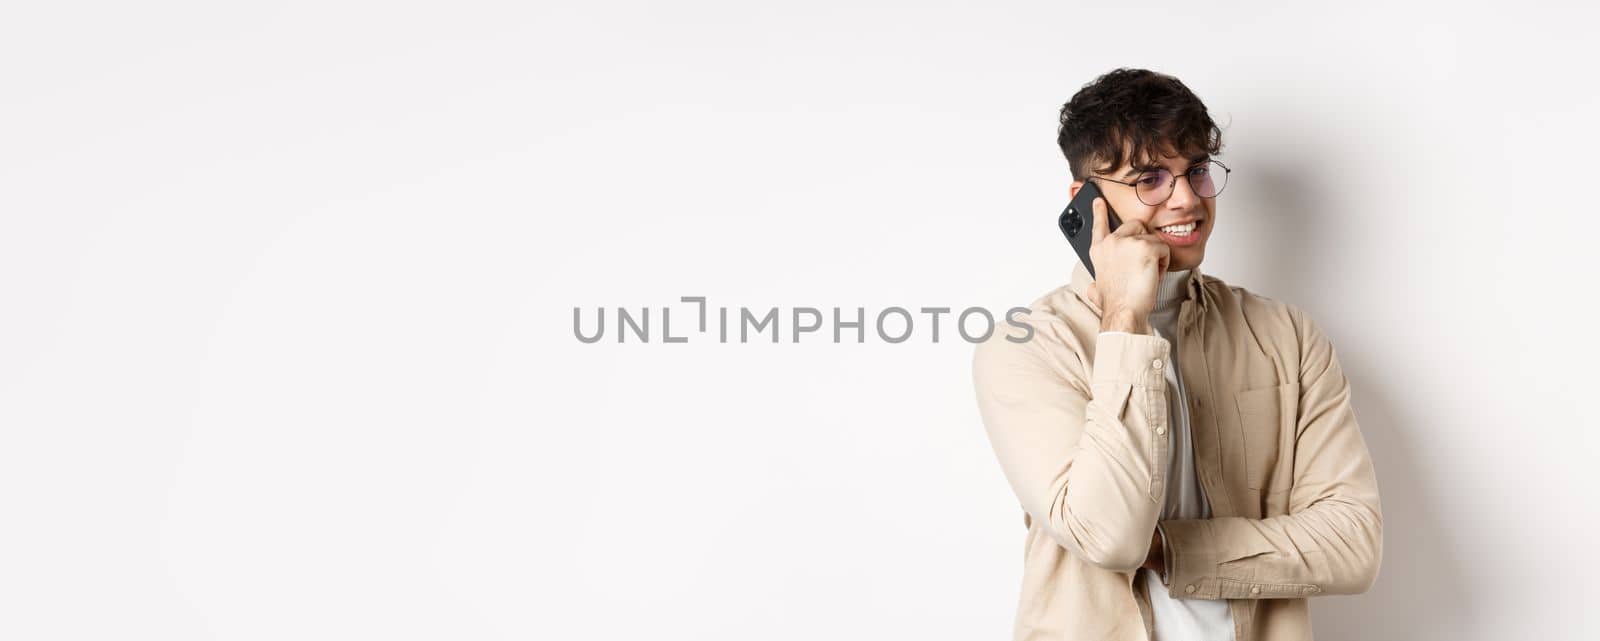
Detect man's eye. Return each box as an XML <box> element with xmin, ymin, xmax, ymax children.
<box><xmin>1189</xmin><ymin>166</ymin><xmax>1210</xmax><ymax>177</ymax></box>
<box><xmin>1136</xmin><ymin>175</ymin><xmax>1163</xmax><ymax>187</ymax></box>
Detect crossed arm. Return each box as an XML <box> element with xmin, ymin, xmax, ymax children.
<box><xmin>972</xmin><ymin>309</ymin><xmax>1381</xmax><ymax>599</ymax></box>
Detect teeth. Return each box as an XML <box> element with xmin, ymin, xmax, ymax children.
<box><xmin>1159</xmin><ymin>221</ymin><xmax>1198</xmax><ymax>235</ymax></box>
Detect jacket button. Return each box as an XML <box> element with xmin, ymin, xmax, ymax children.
<box><xmin>1185</xmin><ymin>584</ymin><xmax>1197</xmax><ymax>594</ymax></box>
<box><xmin>1152</xmin><ymin>359</ymin><xmax>1164</xmax><ymax>370</ymax></box>
<box><xmin>1250</xmin><ymin>586</ymin><xmax>1261</xmax><ymax>594</ymax></box>
<box><xmin>1155</xmin><ymin>426</ymin><xmax>1167</xmax><ymax>435</ymax></box>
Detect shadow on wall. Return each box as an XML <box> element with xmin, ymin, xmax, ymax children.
<box><xmin>1238</xmin><ymin>144</ymin><xmax>1475</xmax><ymax>638</ymax></box>
<box><xmin>1311</xmin><ymin>369</ymin><xmax>1473</xmax><ymax>640</ymax></box>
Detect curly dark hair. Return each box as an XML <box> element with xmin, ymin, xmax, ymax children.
<box><xmin>1057</xmin><ymin>68</ymin><xmax>1224</xmax><ymax>181</ymax></box>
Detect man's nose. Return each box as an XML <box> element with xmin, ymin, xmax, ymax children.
<box><xmin>1168</xmin><ymin>172</ymin><xmax>1200</xmax><ymax>209</ymax></box>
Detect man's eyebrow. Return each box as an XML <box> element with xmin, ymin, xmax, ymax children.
<box><xmin>1120</xmin><ymin>153</ymin><xmax>1212</xmax><ymax>179</ymax></box>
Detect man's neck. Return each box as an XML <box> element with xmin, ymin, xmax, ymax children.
<box><xmin>1154</xmin><ymin>268</ymin><xmax>1192</xmax><ymax>312</ymax></box>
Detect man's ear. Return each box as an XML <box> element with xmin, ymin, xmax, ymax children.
<box><xmin>1069</xmin><ymin>180</ymin><xmax>1083</xmax><ymax>200</ymax></box>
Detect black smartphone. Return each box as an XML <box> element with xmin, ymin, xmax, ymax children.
<box><xmin>1057</xmin><ymin>180</ymin><xmax>1122</xmax><ymax>279</ymax></box>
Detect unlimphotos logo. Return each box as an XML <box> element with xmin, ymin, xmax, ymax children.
<box><xmin>574</xmin><ymin>297</ymin><xmax>1035</xmax><ymax>344</ymax></box>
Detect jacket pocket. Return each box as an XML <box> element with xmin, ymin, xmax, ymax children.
<box><xmin>1233</xmin><ymin>383</ymin><xmax>1298</xmax><ymax>492</ymax></box>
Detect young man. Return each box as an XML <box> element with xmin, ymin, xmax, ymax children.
<box><xmin>972</xmin><ymin>69</ymin><xmax>1382</xmax><ymax>641</ymax></box>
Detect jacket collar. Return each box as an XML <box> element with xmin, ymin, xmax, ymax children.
<box><xmin>1067</xmin><ymin>261</ymin><xmax>1211</xmax><ymax>318</ymax></box>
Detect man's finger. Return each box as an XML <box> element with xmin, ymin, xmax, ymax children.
<box><xmin>1114</xmin><ymin>218</ymin><xmax>1148</xmax><ymax>238</ymax></box>
<box><xmin>1091</xmin><ymin>197</ymin><xmax>1110</xmax><ymax>244</ymax></box>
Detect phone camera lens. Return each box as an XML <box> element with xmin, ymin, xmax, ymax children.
<box><xmin>1063</xmin><ymin>208</ymin><xmax>1083</xmax><ymax>236</ymax></box>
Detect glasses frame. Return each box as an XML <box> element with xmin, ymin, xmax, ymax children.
<box><xmin>1090</xmin><ymin>159</ymin><xmax>1232</xmax><ymax>206</ymax></box>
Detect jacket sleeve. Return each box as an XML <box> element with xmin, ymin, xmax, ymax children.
<box><xmin>973</xmin><ymin>326</ymin><xmax>1174</xmax><ymax>572</ymax></box>
<box><xmin>1158</xmin><ymin>308</ymin><xmax>1383</xmax><ymax>599</ymax></box>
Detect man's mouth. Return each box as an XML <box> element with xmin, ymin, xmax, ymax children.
<box><xmin>1154</xmin><ymin>218</ymin><xmax>1204</xmax><ymax>246</ymax></box>
<box><xmin>1157</xmin><ymin>219</ymin><xmax>1201</xmax><ymax>237</ymax></box>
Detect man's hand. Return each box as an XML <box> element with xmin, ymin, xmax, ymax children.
<box><xmin>1087</xmin><ymin>196</ymin><xmax>1168</xmax><ymax>334</ymax></box>
<box><xmin>1139</xmin><ymin>529</ymin><xmax>1165</xmax><ymax>576</ymax></box>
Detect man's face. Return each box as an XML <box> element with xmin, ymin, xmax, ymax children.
<box><xmin>1068</xmin><ymin>148</ymin><xmax>1217</xmax><ymax>272</ymax></box>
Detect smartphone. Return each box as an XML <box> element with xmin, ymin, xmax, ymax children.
<box><xmin>1057</xmin><ymin>180</ymin><xmax>1122</xmax><ymax>279</ymax></box>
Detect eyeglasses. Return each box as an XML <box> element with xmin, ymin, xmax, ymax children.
<box><xmin>1091</xmin><ymin>159</ymin><xmax>1231</xmax><ymax>206</ymax></box>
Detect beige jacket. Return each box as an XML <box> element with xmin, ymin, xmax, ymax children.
<box><xmin>972</xmin><ymin>262</ymin><xmax>1382</xmax><ymax>641</ymax></box>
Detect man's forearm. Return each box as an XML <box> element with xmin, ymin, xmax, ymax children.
<box><xmin>974</xmin><ymin>330</ymin><xmax>1176</xmax><ymax>572</ymax></box>
<box><xmin>1159</xmin><ymin>496</ymin><xmax>1381</xmax><ymax>599</ymax></box>
<box><xmin>1100</xmin><ymin>309</ymin><xmax>1151</xmax><ymax>334</ymax></box>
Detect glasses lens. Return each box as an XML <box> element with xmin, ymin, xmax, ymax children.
<box><xmin>1190</xmin><ymin>161</ymin><xmax>1228</xmax><ymax>198</ymax></box>
<box><xmin>1134</xmin><ymin>168</ymin><xmax>1172</xmax><ymax>206</ymax></box>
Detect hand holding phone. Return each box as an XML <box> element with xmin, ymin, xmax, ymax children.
<box><xmin>1058</xmin><ymin>179</ymin><xmax>1120</xmax><ymax>278</ymax></box>
<box><xmin>1058</xmin><ymin>182</ymin><xmax>1169</xmax><ymax>333</ymax></box>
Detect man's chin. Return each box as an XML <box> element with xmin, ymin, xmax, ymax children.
<box><xmin>1168</xmin><ymin>254</ymin><xmax>1204</xmax><ymax>273</ymax></box>
<box><xmin>1172</xmin><ymin>246</ymin><xmax>1205</xmax><ymax>270</ymax></box>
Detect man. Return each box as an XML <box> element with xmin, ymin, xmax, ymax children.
<box><xmin>972</xmin><ymin>68</ymin><xmax>1382</xmax><ymax>641</ymax></box>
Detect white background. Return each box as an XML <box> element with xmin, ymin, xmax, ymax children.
<box><xmin>3</xmin><ymin>1</ymin><xmax>1596</xmax><ymax>639</ymax></box>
